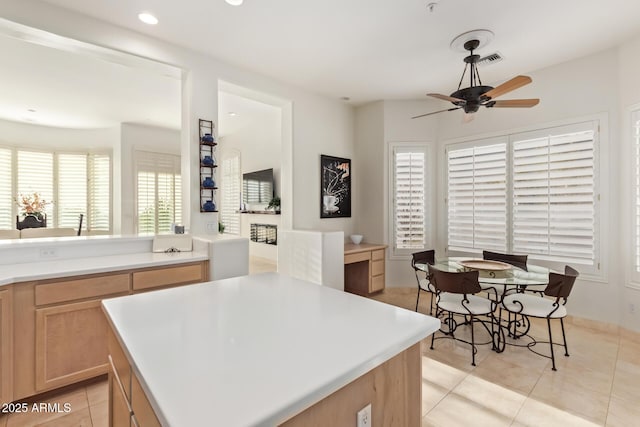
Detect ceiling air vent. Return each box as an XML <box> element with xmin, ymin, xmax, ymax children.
<box><xmin>477</xmin><ymin>52</ymin><xmax>503</xmax><ymax>66</ymax></box>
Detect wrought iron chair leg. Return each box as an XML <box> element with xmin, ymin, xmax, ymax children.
<box><xmin>415</xmin><ymin>287</ymin><xmax>421</xmax><ymax>312</ymax></box>
<box><xmin>430</xmin><ymin>321</ymin><xmax>436</xmax><ymax>350</ymax></box>
<box><xmin>429</xmin><ymin>292</ymin><xmax>434</xmax><ymax>316</ymax></box>
<box><xmin>547</xmin><ymin>318</ymin><xmax>556</xmax><ymax>371</ymax></box>
<box><xmin>560</xmin><ymin>317</ymin><xmax>569</xmax><ymax>357</ymax></box>
<box><xmin>470</xmin><ymin>314</ymin><xmax>476</xmax><ymax>366</ymax></box>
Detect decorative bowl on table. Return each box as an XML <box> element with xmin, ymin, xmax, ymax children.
<box><xmin>458</xmin><ymin>259</ymin><xmax>512</xmax><ymax>278</ymax></box>
<box><xmin>350</xmin><ymin>234</ymin><xmax>363</xmax><ymax>244</ymax></box>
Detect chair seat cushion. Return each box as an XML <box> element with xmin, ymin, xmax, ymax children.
<box><xmin>437</xmin><ymin>293</ymin><xmax>494</xmax><ymax>315</ymax></box>
<box><xmin>419</xmin><ymin>278</ymin><xmax>435</xmax><ymax>293</ymax></box>
<box><xmin>502</xmin><ymin>293</ymin><xmax>567</xmax><ymax>318</ymax></box>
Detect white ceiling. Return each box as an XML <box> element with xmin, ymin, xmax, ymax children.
<box><xmin>39</xmin><ymin>0</ymin><xmax>640</xmax><ymax>104</ymax></box>
<box><xmin>0</xmin><ymin>31</ymin><xmax>181</xmax><ymax>129</ymax></box>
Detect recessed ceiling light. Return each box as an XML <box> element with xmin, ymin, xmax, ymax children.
<box><xmin>225</xmin><ymin>0</ymin><xmax>244</xmax><ymax>6</ymax></box>
<box><xmin>138</xmin><ymin>12</ymin><xmax>158</xmax><ymax>25</ymax></box>
<box><xmin>228</xmin><ymin>112</ymin><xmax>238</xmax><ymax>117</ymax></box>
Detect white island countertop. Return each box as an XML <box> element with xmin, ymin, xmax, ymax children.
<box><xmin>102</xmin><ymin>272</ymin><xmax>440</xmax><ymax>427</ymax></box>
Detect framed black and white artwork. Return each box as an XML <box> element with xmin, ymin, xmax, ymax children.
<box><xmin>320</xmin><ymin>155</ymin><xmax>351</xmax><ymax>218</ymax></box>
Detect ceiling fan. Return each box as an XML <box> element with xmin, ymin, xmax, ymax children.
<box><xmin>412</xmin><ymin>38</ymin><xmax>539</xmax><ymax>120</ymax></box>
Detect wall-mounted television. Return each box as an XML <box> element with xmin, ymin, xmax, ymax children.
<box><xmin>243</xmin><ymin>168</ymin><xmax>274</xmax><ymax>204</ymax></box>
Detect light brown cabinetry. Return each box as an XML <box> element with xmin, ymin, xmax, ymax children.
<box><xmin>35</xmin><ymin>299</ymin><xmax>110</xmax><ymax>391</ymax></box>
<box><xmin>11</xmin><ymin>260</ymin><xmax>208</xmax><ymax>401</ymax></box>
<box><xmin>344</xmin><ymin>243</ymin><xmax>387</xmax><ymax>296</ymax></box>
<box><xmin>108</xmin><ymin>327</ymin><xmax>160</xmax><ymax>427</ymax></box>
<box><xmin>0</xmin><ymin>288</ymin><xmax>13</xmax><ymax>405</ymax></box>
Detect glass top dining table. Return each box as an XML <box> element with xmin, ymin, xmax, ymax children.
<box><xmin>415</xmin><ymin>257</ymin><xmax>551</xmax><ymax>288</ymax></box>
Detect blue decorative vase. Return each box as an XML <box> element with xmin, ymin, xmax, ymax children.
<box><xmin>202</xmin><ymin>177</ymin><xmax>215</xmax><ymax>188</ymax></box>
<box><xmin>202</xmin><ymin>200</ymin><xmax>216</xmax><ymax>212</ymax></box>
<box><xmin>201</xmin><ymin>155</ymin><xmax>214</xmax><ymax>166</ymax></box>
<box><xmin>201</xmin><ymin>133</ymin><xmax>214</xmax><ymax>143</ymax></box>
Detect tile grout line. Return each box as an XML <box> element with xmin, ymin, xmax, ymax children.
<box><xmin>604</xmin><ymin>331</ymin><xmax>622</xmax><ymax>426</ymax></box>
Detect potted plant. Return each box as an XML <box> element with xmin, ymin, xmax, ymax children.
<box><xmin>267</xmin><ymin>196</ymin><xmax>281</xmax><ymax>213</ymax></box>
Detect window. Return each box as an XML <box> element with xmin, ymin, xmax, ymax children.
<box><xmin>135</xmin><ymin>151</ymin><xmax>181</xmax><ymax>234</ymax></box>
<box><xmin>221</xmin><ymin>152</ymin><xmax>241</xmax><ymax>235</ymax></box>
<box><xmin>0</xmin><ymin>148</ymin><xmax>13</xmax><ymax>229</ymax></box>
<box><xmin>447</xmin><ymin>140</ymin><xmax>507</xmax><ymax>251</ymax></box>
<box><xmin>447</xmin><ymin>121</ymin><xmax>599</xmax><ymax>268</ymax></box>
<box><xmin>391</xmin><ymin>145</ymin><xmax>429</xmax><ymax>255</ymax></box>
<box><xmin>0</xmin><ymin>146</ymin><xmax>111</xmax><ymax>232</ymax></box>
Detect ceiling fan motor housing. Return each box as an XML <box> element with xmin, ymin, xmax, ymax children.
<box><xmin>451</xmin><ymin>85</ymin><xmax>494</xmax><ymax>112</ymax></box>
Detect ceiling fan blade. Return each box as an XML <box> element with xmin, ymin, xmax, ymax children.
<box><xmin>482</xmin><ymin>75</ymin><xmax>532</xmax><ymax>100</ymax></box>
<box><xmin>412</xmin><ymin>107</ymin><xmax>461</xmax><ymax>119</ymax></box>
<box><xmin>487</xmin><ymin>99</ymin><xmax>540</xmax><ymax>108</ymax></box>
<box><xmin>427</xmin><ymin>93</ymin><xmax>465</xmax><ymax>103</ymax></box>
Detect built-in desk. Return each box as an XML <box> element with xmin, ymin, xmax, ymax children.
<box><xmin>344</xmin><ymin>243</ymin><xmax>387</xmax><ymax>296</ymax></box>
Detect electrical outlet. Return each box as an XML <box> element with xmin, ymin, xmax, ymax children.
<box><xmin>630</xmin><ymin>303</ymin><xmax>636</xmax><ymax>314</ymax></box>
<box><xmin>39</xmin><ymin>248</ymin><xmax>58</xmax><ymax>258</ymax></box>
<box><xmin>357</xmin><ymin>403</ymin><xmax>371</xmax><ymax>427</ymax></box>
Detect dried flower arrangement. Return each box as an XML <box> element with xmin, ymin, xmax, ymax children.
<box><xmin>15</xmin><ymin>192</ymin><xmax>50</xmax><ymax>216</ymax></box>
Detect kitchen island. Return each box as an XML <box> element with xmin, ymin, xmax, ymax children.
<box><xmin>102</xmin><ymin>272</ymin><xmax>439</xmax><ymax>426</ymax></box>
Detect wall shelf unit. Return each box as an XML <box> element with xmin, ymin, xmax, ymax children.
<box><xmin>199</xmin><ymin>119</ymin><xmax>218</xmax><ymax>213</ymax></box>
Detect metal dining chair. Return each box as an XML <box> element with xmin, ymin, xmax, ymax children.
<box><xmin>500</xmin><ymin>265</ymin><xmax>579</xmax><ymax>370</ymax></box>
<box><xmin>412</xmin><ymin>250</ymin><xmax>436</xmax><ymax>314</ymax></box>
<box><xmin>428</xmin><ymin>265</ymin><xmax>497</xmax><ymax>366</ymax></box>
<box><xmin>482</xmin><ymin>250</ymin><xmax>528</xmax><ymax>271</ymax></box>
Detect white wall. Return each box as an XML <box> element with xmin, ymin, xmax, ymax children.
<box><xmin>0</xmin><ymin>118</ymin><xmax>118</xmax><ymax>150</ymax></box>
<box><xmin>3</xmin><ymin>0</ymin><xmax>354</xmax><ymax>238</ymax></box>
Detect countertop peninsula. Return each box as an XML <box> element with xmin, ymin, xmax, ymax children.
<box><xmin>102</xmin><ymin>272</ymin><xmax>439</xmax><ymax>426</ymax></box>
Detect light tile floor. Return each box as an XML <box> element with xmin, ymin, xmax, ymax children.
<box><xmin>2</xmin><ymin>286</ymin><xmax>638</xmax><ymax>426</ymax></box>
<box><xmin>370</xmin><ymin>287</ymin><xmax>640</xmax><ymax>427</ymax></box>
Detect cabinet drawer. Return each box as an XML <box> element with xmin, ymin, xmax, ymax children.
<box><xmin>35</xmin><ymin>274</ymin><xmax>130</xmax><ymax>306</ymax></box>
<box><xmin>132</xmin><ymin>374</ymin><xmax>161</xmax><ymax>427</ymax></box>
<box><xmin>372</xmin><ymin>249</ymin><xmax>385</xmax><ymax>261</ymax></box>
<box><xmin>370</xmin><ymin>274</ymin><xmax>385</xmax><ymax>293</ymax></box>
<box><xmin>344</xmin><ymin>252</ymin><xmax>370</xmax><ymax>265</ymax></box>
<box><xmin>133</xmin><ymin>263</ymin><xmax>204</xmax><ymax>291</ymax></box>
<box><xmin>371</xmin><ymin>260</ymin><xmax>385</xmax><ymax>277</ymax></box>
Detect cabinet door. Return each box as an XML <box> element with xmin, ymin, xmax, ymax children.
<box><xmin>110</xmin><ymin>369</ymin><xmax>131</xmax><ymax>427</ymax></box>
<box><xmin>35</xmin><ymin>299</ymin><xmax>109</xmax><ymax>391</ymax></box>
<box><xmin>0</xmin><ymin>288</ymin><xmax>12</xmax><ymax>404</ymax></box>
<box><xmin>131</xmin><ymin>374</ymin><xmax>161</xmax><ymax>427</ymax></box>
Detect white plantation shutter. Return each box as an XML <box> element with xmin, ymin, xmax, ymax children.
<box><xmin>0</xmin><ymin>149</ymin><xmax>12</xmax><ymax>229</ymax></box>
<box><xmin>88</xmin><ymin>154</ymin><xmax>111</xmax><ymax>232</ymax></box>
<box><xmin>17</xmin><ymin>150</ymin><xmax>54</xmax><ymax>223</ymax></box>
<box><xmin>393</xmin><ymin>147</ymin><xmax>427</xmax><ymax>253</ymax></box>
<box><xmin>135</xmin><ymin>151</ymin><xmax>181</xmax><ymax>234</ymax></box>
<box><xmin>0</xmin><ymin>147</ymin><xmax>111</xmax><ymax>232</ymax></box>
<box><xmin>221</xmin><ymin>153</ymin><xmax>241</xmax><ymax>234</ymax></box>
<box><xmin>512</xmin><ymin>123</ymin><xmax>596</xmax><ymax>264</ymax></box>
<box><xmin>137</xmin><ymin>171</ymin><xmax>156</xmax><ymax>234</ymax></box>
<box><xmin>448</xmin><ymin>141</ymin><xmax>507</xmax><ymax>251</ymax></box>
<box><xmin>57</xmin><ymin>154</ymin><xmax>87</xmax><ymax>229</ymax></box>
